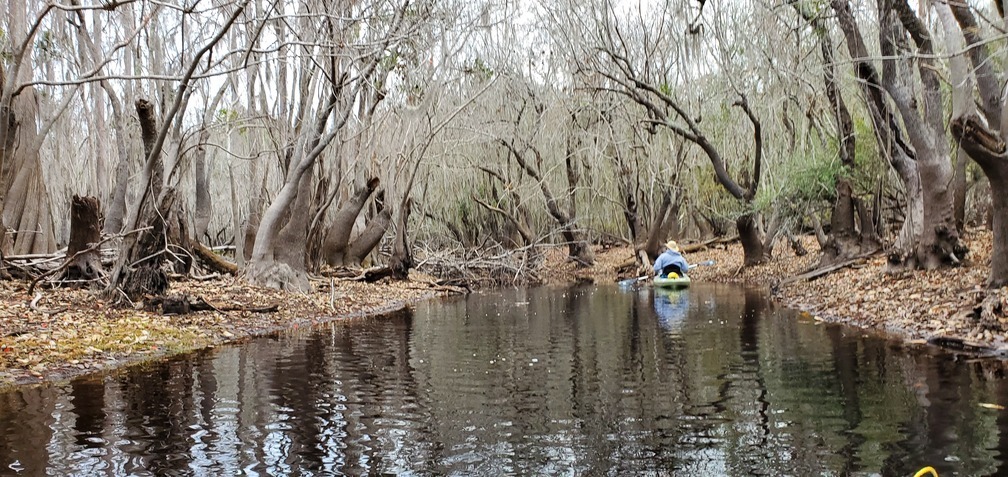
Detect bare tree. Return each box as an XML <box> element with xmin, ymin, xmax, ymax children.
<box><xmin>943</xmin><ymin>2</ymin><xmax>1008</xmax><ymax>287</ymax></box>
<box><xmin>106</xmin><ymin>0</ymin><xmax>252</xmax><ymax>297</ymax></box>
<box><xmin>245</xmin><ymin>0</ymin><xmax>413</xmax><ymax>290</ymax></box>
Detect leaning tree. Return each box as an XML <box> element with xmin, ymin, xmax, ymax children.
<box><xmin>942</xmin><ymin>2</ymin><xmax>1008</xmax><ymax>287</ymax></box>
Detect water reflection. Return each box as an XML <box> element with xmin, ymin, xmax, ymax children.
<box><xmin>653</xmin><ymin>288</ymin><xmax>689</xmax><ymax>332</ymax></box>
<box><xmin>0</xmin><ymin>284</ymin><xmax>1007</xmax><ymax>475</ymax></box>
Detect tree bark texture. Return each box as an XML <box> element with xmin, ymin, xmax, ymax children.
<box><xmin>388</xmin><ymin>198</ymin><xmax>413</xmax><ymax>279</ymax></box>
<box><xmin>322</xmin><ymin>177</ymin><xmax>379</xmax><ymax>267</ymax></box>
<box><xmin>0</xmin><ymin>84</ymin><xmax>56</xmax><ymax>255</ymax></box>
<box><xmin>64</xmin><ymin>195</ymin><xmax>104</xmax><ymax>281</ymax></box>
<box><xmin>345</xmin><ymin>208</ymin><xmax>392</xmax><ymax>267</ymax></box>
<box><xmin>737</xmin><ymin>213</ymin><xmax>766</xmax><ymax>267</ymax></box>
<box><xmin>881</xmin><ymin>1</ymin><xmax>965</xmax><ymax>268</ymax></box>
<box><xmin>951</xmin><ymin>115</ymin><xmax>1008</xmax><ymax>287</ymax></box>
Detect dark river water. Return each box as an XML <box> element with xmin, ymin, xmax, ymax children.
<box><xmin>2</xmin><ymin>284</ymin><xmax>1008</xmax><ymax>476</ymax></box>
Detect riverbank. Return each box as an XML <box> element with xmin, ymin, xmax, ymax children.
<box><xmin>545</xmin><ymin>229</ymin><xmax>1008</xmax><ymax>353</ymax></box>
<box><xmin>4</xmin><ymin>229</ymin><xmax>1004</xmax><ymax>388</ymax></box>
<box><xmin>0</xmin><ymin>277</ymin><xmax>441</xmax><ymax>387</ymax></box>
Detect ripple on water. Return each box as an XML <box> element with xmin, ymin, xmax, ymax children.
<box><xmin>0</xmin><ymin>284</ymin><xmax>1006</xmax><ymax>475</ymax></box>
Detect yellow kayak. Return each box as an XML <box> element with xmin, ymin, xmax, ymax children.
<box><xmin>654</xmin><ymin>275</ymin><xmax>691</xmax><ymax>289</ymax></box>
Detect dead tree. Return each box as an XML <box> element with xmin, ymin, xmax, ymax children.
<box><xmin>63</xmin><ymin>195</ymin><xmax>104</xmax><ymax>281</ymax></box>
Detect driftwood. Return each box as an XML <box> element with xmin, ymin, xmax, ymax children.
<box><xmin>192</xmin><ymin>242</ymin><xmax>239</xmax><ymax>275</ymax></box>
<box><xmin>29</xmin><ymin>292</ymin><xmax>67</xmax><ymax>315</ymax></box>
<box><xmin>147</xmin><ymin>294</ymin><xmax>279</xmax><ymax>315</ymax></box>
<box><xmin>339</xmin><ymin>266</ymin><xmax>397</xmax><ymax>282</ymax></box>
<box><xmin>681</xmin><ymin>235</ymin><xmax>739</xmax><ymax>254</ymax></box>
<box><xmin>772</xmin><ymin>257</ymin><xmax>864</xmax><ymax>292</ymax></box>
<box><xmin>927</xmin><ymin>336</ymin><xmax>1006</xmax><ymax>357</ymax></box>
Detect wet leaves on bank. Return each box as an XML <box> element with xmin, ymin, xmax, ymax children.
<box><xmin>0</xmin><ymin>277</ymin><xmax>438</xmax><ymax>386</ymax></box>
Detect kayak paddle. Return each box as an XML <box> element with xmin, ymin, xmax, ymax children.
<box><xmin>688</xmin><ymin>259</ymin><xmax>716</xmax><ymax>270</ymax></box>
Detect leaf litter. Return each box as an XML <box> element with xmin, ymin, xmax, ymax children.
<box><xmin>0</xmin><ymin>275</ymin><xmax>441</xmax><ymax>387</ymax></box>
<box><xmin>3</xmin><ymin>229</ymin><xmax>1006</xmax><ymax>388</ymax></box>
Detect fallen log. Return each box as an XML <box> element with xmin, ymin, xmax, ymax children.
<box><xmin>147</xmin><ymin>294</ymin><xmax>279</xmax><ymax>315</ymax></box>
<box><xmin>772</xmin><ymin>257</ymin><xmax>864</xmax><ymax>292</ymax></box>
<box><xmin>681</xmin><ymin>235</ymin><xmax>739</xmax><ymax>253</ymax></box>
<box><xmin>192</xmin><ymin>242</ymin><xmax>238</xmax><ymax>275</ymax></box>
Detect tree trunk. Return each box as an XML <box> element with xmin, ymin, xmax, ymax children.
<box><xmin>63</xmin><ymin>195</ymin><xmax>104</xmax><ymax>281</ymax></box>
<box><xmin>953</xmin><ymin>147</ymin><xmax>968</xmax><ymax>233</ymax></box>
<box><xmin>345</xmin><ymin>208</ymin><xmax>392</xmax><ymax>267</ymax></box>
<box><xmin>621</xmin><ymin>184</ymin><xmax>644</xmax><ymax>245</ymax></box>
<box><xmin>880</xmin><ymin>2</ymin><xmax>965</xmax><ymax>268</ymax></box>
<box><xmin>952</xmin><ymin>115</ymin><xmax>1008</xmax><ymax>287</ymax></box>
<box><xmin>0</xmin><ymin>1</ymin><xmax>56</xmax><ymax>257</ymax></box>
<box><xmin>193</xmin><ymin>131</ymin><xmax>212</xmax><ymax>240</ymax></box>
<box><xmin>104</xmin><ymin>99</ymin><xmax>172</xmax><ymax>299</ymax></box>
<box><xmin>827</xmin><ymin>180</ymin><xmax>858</xmax><ymax>256</ymax></box>
<box><xmin>322</xmin><ymin>177</ymin><xmax>379</xmax><ymax>267</ymax></box>
<box><xmin>642</xmin><ymin>190</ymin><xmax>673</xmax><ymax>261</ymax></box>
<box><xmin>992</xmin><ymin>171</ymin><xmax>1008</xmax><ymax>287</ymax></box>
<box><xmin>388</xmin><ymin>198</ymin><xmax>412</xmax><ymax>279</ymax></box>
<box><xmin>270</xmin><ymin>168</ymin><xmax>315</xmax><ymax>291</ymax></box>
<box><xmin>122</xmin><ymin>193</ymin><xmax>172</xmax><ymax>299</ymax></box>
<box><xmin>737</xmin><ymin>213</ymin><xmax>766</xmax><ymax>266</ymax></box>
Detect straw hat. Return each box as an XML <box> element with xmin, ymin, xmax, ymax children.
<box><xmin>665</xmin><ymin>240</ymin><xmax>680</xmax><ymax>252</ymax></box>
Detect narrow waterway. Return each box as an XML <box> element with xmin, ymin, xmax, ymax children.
<box><xmin>1</xmin><ymin>284</ymin><xmax>1007</xmax><ymax>475</ymax></box>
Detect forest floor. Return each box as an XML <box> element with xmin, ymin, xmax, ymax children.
<box><xmin>0</xmin><ymin>276</ymin><xmax>442</xmax><ymax>388</ymax></box>
<box><xmin>543</xmin><ymin>228</ymin><xmax>1008</xmax><ymax>355</ymax></box>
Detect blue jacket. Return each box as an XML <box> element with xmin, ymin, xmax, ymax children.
<box><xmin>653</xmin><ymin>249</ymin><xmax>689</xmax><ymax>277</ymax></box>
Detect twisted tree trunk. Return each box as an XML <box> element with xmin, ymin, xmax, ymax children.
<box><xmin>322</xmin><ymin>177</ymin><xmax>380</xmax><ymax>267</ymax></box>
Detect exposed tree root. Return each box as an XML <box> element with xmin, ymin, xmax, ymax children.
<box><xmin>245</xmin><ymin>261</ymin><xmax>311</xmax><ymax>292</ymax></box>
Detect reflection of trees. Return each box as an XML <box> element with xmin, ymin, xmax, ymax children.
<box><xmin>8</xmin><ymin>286</ymin><xmax>1008</xmax><ymax>473</ymax></box>
<box><xmin>0</xmin><ymin>386</ymin><xmax>56</xmax><ymax>474</ymax></box>
<box><xmin>70</xmin><ymin>377</ymin><xmax>106</xmax><ymax>448</ymax></box>
<box><xmin>117</xmin><ymin>358</ymin><xmax>199</xmax><ymax>474</ymax></box>
<box><xmin>881</xmin><ymin>355</ymin><xmax>998</xmax><ymax>476</ymax></box>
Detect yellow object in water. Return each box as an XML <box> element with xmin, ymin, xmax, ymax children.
<box><xmin>913</xmin><ymin>467</ymin><xmax>937</xmax><ymax>477</ymax></box>
<box><xmin>668</xmin><ymin>272</ymin><xmax>679</xmax><ymax>279</ymax></box>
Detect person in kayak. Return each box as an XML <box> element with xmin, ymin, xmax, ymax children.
<box><xmin>653</xmin><ymin>240</ymin><xmax>690</xmax><ymax>279</ymax></box>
